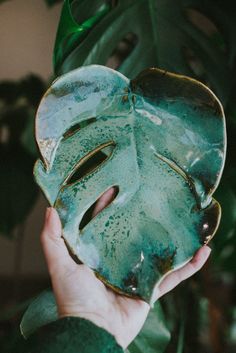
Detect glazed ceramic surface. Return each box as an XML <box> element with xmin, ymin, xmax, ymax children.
<box><xmin>34</xmin><ymin>65</ymin><xmax>226</xmax><ymax>302</ymax></box>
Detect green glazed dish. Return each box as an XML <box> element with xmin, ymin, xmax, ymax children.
<box><xmin>34</xmin><ymin>65</ymin><xmax>226</xmax><ymax>302</ymax></box>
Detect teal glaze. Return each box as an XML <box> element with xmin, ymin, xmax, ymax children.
<box><xmin>34</xmin><ymin>65</ymin><xmax>226</xmax><ymax>302</ymax></box>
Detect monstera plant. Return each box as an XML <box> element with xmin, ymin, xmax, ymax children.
<box><xmin>53</xmin><ymin>0</ymin><xmax>235</xmax><ymax>105</ymax></box>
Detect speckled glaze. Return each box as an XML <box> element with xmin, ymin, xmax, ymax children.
<box><xmin>34</xmin><ymin>65</ymin><xmax>226</xmax><ymax>302</ymax></box>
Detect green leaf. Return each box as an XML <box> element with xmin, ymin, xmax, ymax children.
<box><xmin>53</xmin><ymin>0</ymin><xmax>236</xmax><ymax>105</ymax></box>
<box><xmin>54</xmin><ymin>0</ymin><xmax>111</xmax><ymax>73</ymax></box>
<box><xmin>20</xmin><ymin>290</ymin><xmax>58</xmax><ymax>338</ymax></box>
<box><xmin>127</xmin><ymin>302</ymin><xmax>171</xmax><ymax>353</ymax></box>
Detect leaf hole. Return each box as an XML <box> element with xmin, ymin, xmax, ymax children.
<box><xmin>106</xmin><ymin>32</ymin><xmax>138</xmax><ymax>70</ymax></box>
<box><xmin>65</xmin><ymin>141</ymin><xmax>116</xmax><ymax>185</ymax></box>
<box><xmin>182</xmin><ymin>47</ymin><xmax>207</xmax><ymax>82</ymax></box>
<box><xmin>63</xmin><ymin>117</ymin><xmax>97</xmax><ymax>139</ymax></box>
<box><xmin>79</xmin><ymin>185</ymin><xmax>119</xmax><ymax>231</ymax></box>
<box><xmin>186</xmin><ymin>9</ymin><xmax>226</xmax><ymax>52</ymax></box>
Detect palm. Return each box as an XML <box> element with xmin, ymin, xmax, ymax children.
<box><xmin>42</xmin><ymin>189</ymin><xmax>211</xmax><ymax>349</ymax></box>
<box><xmin>51</xmin><ymin>259</ymin><xmax>149</xmax><ymax>348</ymax></box>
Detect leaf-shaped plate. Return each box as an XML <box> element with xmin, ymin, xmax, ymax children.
<box><xmin>34</xmin><ymin>65</ymin><xmax>226</xmax><ymax>302</ymax></box>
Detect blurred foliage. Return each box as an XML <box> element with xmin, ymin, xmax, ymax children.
<box><xmin>0</xmin><ymin>0</ymin><xmax>235</xmax><ymax>352</ymax></box>
<box><xmin>53</xmin><ymin>0</ymin><xmax>236</xmax><ymax>106</ymax></box>
<box><xmin>127</xmin><ymin>302</ymin><xmax>171</xmax><ymax>353</ymax></box>
<box><xmin>0</xmin><ymin>300</ymin><xmax>39</xmax><ymax>353</ymax></box>
<box><xmin>0</xmin><ymin>75</ymin><xmax>46</xmax><ymax>235</ymax></box>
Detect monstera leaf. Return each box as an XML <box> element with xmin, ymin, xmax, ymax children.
<box><xmin>53</xmin><ymin>0</ymin><xmax>236</xmax><ymax>105</ymax></box>
<box><xmin>33</xmin><ymin>65</ymin><xmax>225</xmax><ymax>302</ymax></box>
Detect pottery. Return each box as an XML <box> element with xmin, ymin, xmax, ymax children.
<box><xmin>34</xmin><ymin>65</ymin><xmax>226</xmax><ymax>302</ymax></box>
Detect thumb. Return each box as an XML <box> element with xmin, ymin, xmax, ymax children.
<box><xmin>152</xmin><ymin>245</ymin><xmax>211</xmax><ymax>302</ymax></box>
<box><xmin>41</xmin><ymin>208</ymin><xmax>77</xmax><ymax>277</ymax></box>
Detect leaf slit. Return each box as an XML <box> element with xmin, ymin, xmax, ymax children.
<box><xmin>63</xmin><ymin>117</ymin><xmax>97</xmax><ymax>139</ymax></box>
<box><xmin>79</xmin><ymin>186</ymin><xmax>119</xmax><ymax>231</ymax></box>
<box><xmin>64</xmin><ymin>141</ymin><xmax>116</xmax><ymax>185</ymax></box>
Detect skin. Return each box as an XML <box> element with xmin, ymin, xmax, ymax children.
<box><xmin>41</xmin><ymin>187</ymin><xmax>211</xmax><ymax>349</ymax></box>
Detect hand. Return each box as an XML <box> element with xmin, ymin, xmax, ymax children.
<box><xmin>41</xmin><ymin>188</ymin><xmax>211</xmax><ymax>349</ymax></box>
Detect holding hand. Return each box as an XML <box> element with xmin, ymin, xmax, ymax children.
<box><xmin>41</xmin><ymin>188</ymin><xmax>211</xmax><ymax>349</ymax></box>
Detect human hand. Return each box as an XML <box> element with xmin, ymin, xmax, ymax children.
<box><xmin>41</xmin><ymin>188</ymin><xmax>211</xmax><ymax>349</ymax></box>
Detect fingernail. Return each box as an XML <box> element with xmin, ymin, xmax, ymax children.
<box><xmin>46</xmin><ymin>207</ymin><xmax>51</xmax><ymax>221</ymax></box>
<box><xmin>204</xmin><ymin>245</ymin><xmax>212</xmax><ymax>256</ymax></box>
<box><xmin>47</xmin><ymin>208</ymin><xmax>62</xmax><ymax>235</ymax></box>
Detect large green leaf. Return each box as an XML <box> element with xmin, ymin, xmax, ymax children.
<box><xmin>53</xmin><ymin>0</ymin><xmax>236</xmax><ymax>105</ymax></box>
